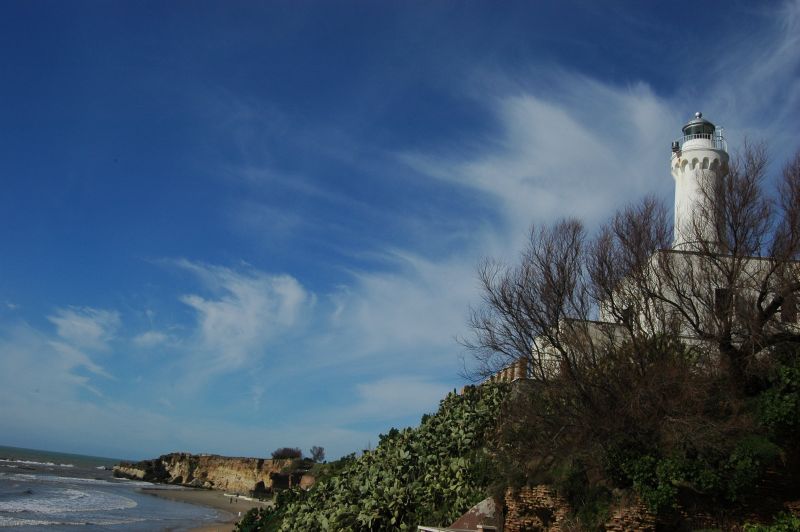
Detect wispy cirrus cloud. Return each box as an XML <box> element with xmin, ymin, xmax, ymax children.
<box><xmin>317</xmin><ymin>251</ymin><xmax>478</xmax><ymax>369</ymax></box>
<box><xmin>699</xmin><ymin>0</ymin><xmax>800</xmax><ymax>148</ymax></box>
<box><xmin>0</xmin><ymin>321</ymin><xmax>112</xmax><ymax>401</ymax></box>
<box><xmin>173</xmin><ymin>260</ymin><xmax>313</xmax><ymax>384</ymax></box>
<box><xmin>351</xmin><ymin>375</ymin><xmax>453</xmax><ymax>422</ymax></box>
<box><xmin>47</xmin><ymin>306</ymin><xmax>120</xmax><ymax>352</ymax></box>
<box><xmin>132</xmin><ymin>330</ymin><xmax>170</xmax><ymax>348</ymax></box>
<box><xmin>401</xmin><ymin>78</ymin><xmax>676</xmax><ymax>243</ymax></box>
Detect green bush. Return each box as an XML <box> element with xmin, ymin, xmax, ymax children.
<box><xmin>308</xmin><ymin>453</ymin><xmax>356</xmax><ymax>485</ymax></box>
<box><xmin>271</xmin><ymin>447</ymin><xmax>303</xmax><ymax>460</ymax></box>
<box><xmin>618</xmin><ymin>454</ymin><xmax>678</xmax><ymax>513</ymax></box>
<box><xmin>239</xmin><ymin>384</ymin><xmax>508</xmax><ymax>531</ymax></box>
<box><xmin>744</xmin><ymin>512</ymin><xmax>800</xmax><ymax>531</ymax></box>
<box><xmin>235</xmin><ymin>506</ymin><xmax>282</xmax><ymax>532</ymax></box>
<box><xmin>758</xmin><ymin>359</ymin><xmax>800</xmax><ymax>437</ymax></box>
<box><xmin>723</xmin><ymin>435</ymin><xmax>781</xmax><ymax>501</ymax></box>
<box><xmin>598</xmin><ymin>434</ymin><xmax>780</xmax><ymax>514</ymax></box>
<box><xmin>553</xmin><ymin>461</ymin><xmax>611</xmax><ymax>528</ymax></box>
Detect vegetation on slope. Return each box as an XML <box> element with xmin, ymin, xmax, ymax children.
<box><xmin>493</xmin><ymin>343</ymin><xmax>800</xmax><ymax>526</ymax></box>
<box><xmin>236</xmin><ymin>383</ymin><xmax>508</xmax><ymax>532</ymax></box>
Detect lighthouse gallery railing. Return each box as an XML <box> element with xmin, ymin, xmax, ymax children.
<box><xmin>674</xmin><ymin>131</ymin><xmax>727</xmax><ymax>152</ymax></box>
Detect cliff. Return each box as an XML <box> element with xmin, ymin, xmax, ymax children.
<box><xmin>113</xmin><ymin>452</ymin><xmax>314</xmax><ymax>494</ymax></box>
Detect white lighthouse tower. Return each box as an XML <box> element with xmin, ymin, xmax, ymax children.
<box><xmin>670</xmin><ymin>112</ymin><xmax>729</xmax><ymax>250</ymax></box>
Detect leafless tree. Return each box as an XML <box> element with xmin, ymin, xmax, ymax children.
<box><xmin>309</xmin><ymin>446</ymin><xmax>325</xmax><ymax>463</ymax></box>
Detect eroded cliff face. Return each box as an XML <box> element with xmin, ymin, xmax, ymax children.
<box><xmin>113</xmin><ymin>452</ymin><xmax>313</xmax><ymax>494</ymax></box>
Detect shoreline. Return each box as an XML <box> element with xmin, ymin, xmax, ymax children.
<box><xmin>139</xmin><ymin>486</ymin><xmax>273</xmax><ymax>532</ymax></box>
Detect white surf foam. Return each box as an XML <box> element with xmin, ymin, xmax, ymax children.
<box><xmin>111</xmin><ymin>477</ymin><xmax>154</xmax><ymax>487</ymax></box>
<box><xmin>0</xmin><ymin>516</ymin><xmax>73</xmax><ymax>527</ymax></box>
<box><xmin>0</xmin><ymin>459</ymin><xmax>74</xmax><ymax>468</ymax></box>
<box><xmin>0</xmin><ymin>473</ymin><xmax>36</xmax><ymax>481</ymax></box>
<box><xmin>1</xmin><ymin>472</ymin><xmax>153</xmax><ymax>488</ymax></box>
<box><xmin>0</xmin><ymin>515</ymin><xmax>145</xmax><ymax>527</ymax></box>
<box><xmin>35</xmin><ymin>475</ymin><xmax>114</xmax><ymax>485</ymax></box>
<box><xmin>0</xmin><ymin>487</ymin><xmax>137</xmax><ymax>514</ymax></box>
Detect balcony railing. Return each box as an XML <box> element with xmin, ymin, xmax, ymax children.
<box><xmin>673</xmin><ymin>130</ymin><xmax>727</xmax><ymax>152</ymax></box>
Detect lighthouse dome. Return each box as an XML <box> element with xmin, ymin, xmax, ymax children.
<box><xmin>682</xmin><ymin>112</ymin><xmax>716</xmax><ymax>137</ymax></box>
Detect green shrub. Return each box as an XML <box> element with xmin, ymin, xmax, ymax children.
<box><xmin>723</xmin><ymin>435</ymin><xmax>781</xmax><ymax>501</ymax></box>
<box><xmin>758</xmin><ymin>360</ymin><xmax>800</xmax><ymax>437</ymax></box>
<box><xmin>744</xmin><ymin>512</ymin><xmax>800</xmax><ymax>531</ymax></box>
<box><xmin>309</xmin><ymin>453</ymin><xmax>356</xmax><ymax>484</ymax></box>
<box><xmin>620</xmin><ymin>454</ymin><xmax>678</xmax><ymax>513</ymax></box>
<box><xmin>271</xmin><ymin>447</ymin><xmax>303</xmax><ymax>460</ymax></box>
<box><xmin>240</xmin><ymin>384</ymin><xmax>508</xmax><ymax>531</ymax></box>
<box><xmin>599</xmin><ymin>434</ymin><xmax>781</xmax><ymax>514</ymax></box>
<box><xmin>235</xmin><ymin>506</ymin><xmax>282</xmax><ymax>532</ymax></box>
<box><xmin>553</xmin><ymin>460</ymin><xmax>611</xmax><ymax>528</ymax></box>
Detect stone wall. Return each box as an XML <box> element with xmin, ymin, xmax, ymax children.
<box><xmin>487</xmin><ymin>358</ymin><xmax>528</xmax><ymax>384</ymax></box>
<box><xmin>504</xmin><ymin>486</ymin><xmax>570</xmax><ymax>532</ymax></box>
<box><xmin>604</xmin><ymin>496</ymin><xmax>656</xmax><ymax>532</ymax></box>
<box><xmin>504</xmin><ymin>486</ymin><xmax>656</xmax><ymax>532</ymax></box>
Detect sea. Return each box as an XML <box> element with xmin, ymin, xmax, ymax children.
<box><xmin>0</xmin><ymin>445</ymin><xmax>224</xmax><ymax>530</ymax></box>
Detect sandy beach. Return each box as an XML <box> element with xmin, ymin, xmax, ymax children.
<box><xmin>140</xmin><ymin>487</ymin><xmax>273</xmax><ymax>532</ymax></box>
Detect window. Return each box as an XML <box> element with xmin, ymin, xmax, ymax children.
<box><xmin>621</xmin><ymin>306</ymin><xmax>634</xmax><ymax>325</ymax></box>
<box><xmin>783</xmin><ymin>292</ymin><xmax>797</xmax><ymax>323</ymax></box>
<box><xmin>715</xmin><ymin>288</ymin><xmax>732</xmax><ymax>320</ymax></box>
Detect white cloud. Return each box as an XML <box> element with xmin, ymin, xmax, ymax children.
<box><xmin>132</xmin><ymin>330</ymin><xmax>169</xmax><ymax>348</ymax></box>
<box><xmin>700</xmin><ymin>0</ymin><xmax>800</xmax><ymax>147</ymax></box>
<box><xmin>320</xmin><ymin>252</ymin><xmax>477</xmax><ymax>364</ymax></box>
<box><xmin>402</xmin><ymin>78</ymin><xmax>676</xmax><ymax>238</ymax></box>
<box><xmin>47</xmin><ymin>340</ymin><xmax>113</xmax><ymax>381</ymax></box>
<box><xmin>175</xmin><ymin>260</ymin><xmax>313</xmax><ymax>382</ymax></box>
<box><xmin>352</xmin><ymin>375</ymin><xmax>452</xmax><ymax>421</ymax></box>
<box><xmin>47</xmin><ymin>307</ymin><xmax>120</xmax><ymax>352</ymax></box>
<box><xmin>0</xmin><ymin>322</ymin><xmax>111</xmax><ymax>401</ymax></box>
<box><xmin>0</xmin><ymin>317</ymin><xmax>369</xmax><ymax>459</ymax></box>
<box><xmin>250</xmin><ymin>384</ymin><xmax>264</xmax><ymax>410</ymax></box>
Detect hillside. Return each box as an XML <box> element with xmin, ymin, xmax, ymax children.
<box><xmin>236</xmin><ymin>383</ymin><xmax>508</xmax><ymax>531</ymax></box>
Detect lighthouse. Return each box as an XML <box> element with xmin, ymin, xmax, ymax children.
<box><xmin>670</xmin><ymin>112</ymin><xmax>729</xmax><ymax>250</ymax></box>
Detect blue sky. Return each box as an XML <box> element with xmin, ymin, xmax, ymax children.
<box><xmin>1</xmin><ymin>1</ymin><xmax>799</xmax><ymax>460</ymax></box>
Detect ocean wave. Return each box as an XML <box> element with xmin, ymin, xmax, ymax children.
<box><xmin>0</xmin><ymin>516</ymin><xmax>73</xmax><ymax>527</ymax></box>
<box><xmin>35</xmin><ymin>475</ymin><xmax>115</xmax><ymax>485</ymax></box>
<box><xmin>0</xmin><ymin>487</ymin><xmax>138</xmax><ymax>514</ymax></box>
<box><xmin>0</xmin><ymin>472</ymin><xmax>153</xmax><ymax>488</ymax></box>
<box><xmin>0</xmin><ymin>515</ymin><xmax>145</xmax><ymax>527</ymax></box>
<box><xmin>0</xmin><ymin>473</ymin><xmax>37</xmax><ymax>481</ymax></box>
<box><xmin>0</xmin><ymin>459</ymin><xmax>74</xmax><ymax>468</ymax></box>
<box><xmin>111</xmin><ymin>477</ymin><xmax>154</xmax><ymax>487</ymax></box>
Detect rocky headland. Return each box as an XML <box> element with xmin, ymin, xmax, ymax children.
<box><xmin>113</xmin><ymin>452</ymin><xmax>314</xmax><ymax>494</ymax></box>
